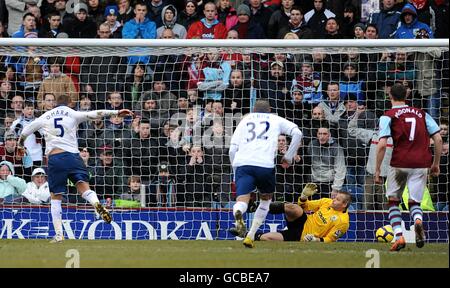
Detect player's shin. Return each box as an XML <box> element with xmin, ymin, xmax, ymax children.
<box><xmin>81</xmin><ymin>190</ymin><xmax>100</xmax><ymax>206</ymax></box>
<box><xmin>51</xmin><ymin>199</ymin><xmax>63</xmax><ymax>238</ymax></box>
<box><xmin>388</xmin><ymin>200</ymin><xmax>403</xmax><ymax>239</ymax></box>
<box><xmin>247</xmin><ymin>199</ymin><xmax>272</xmax><ymax>240</ymax></box>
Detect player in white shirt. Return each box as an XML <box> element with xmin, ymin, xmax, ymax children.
<box><xmin>18</xmin><ymin>94</ymin><xmax>133</xmax><ymax>243</ymax></box>
<box><xmin>229</xmin><ymin>100</ymin><xmax>303</xmax><ymax>248</ymax></box>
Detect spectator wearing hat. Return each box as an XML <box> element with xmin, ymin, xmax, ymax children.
<box><xmin>156</xmin><ymin>4</ymin><xmax>187</xmax><ymax>39</ymax></box>
<box><xmin>394</xmin><ymin>3</ymin><xmax>433</xmax><ymax>39</ymax></box>
<box><xmin>259</xmin><ymin>60</ymin><xmax>290</xmax><ymax>113</ymax></box>
<box><xmin>0</xmin><ymin>160</ymin><xmax>27</xmax><ymax>204</ymax></box>
<box><xmin>5</xmin><ymin>0</ymin><xmax>37</xmax><ymax>35</ymax></box>
<box><xmin>0</xmin><ymin>131</ymin><xmax>32</xmax><ymax>179</ymax></box>
<box><xmin>93</xmin><ymin>144</ymin><xmax>126</xmax><ymax>201</ymax></box>
<box><xmin>230</xmin><ymin>3</ymin><xmax>265</xmax><ymax>39</ymax></box>
<box><xmin>353</xmin><ymin>22</ymin><xmax>365</xmax><ymax>39</ymax></box>
<box><xmin>177</xmin><ymin>0</ymin><xmax>200</xmax><ymax>30</ymax></box>
<box><xmin>186</xmin><ymin>1</ymin><xmax>227</xmax><ymax>39</ymax></box>
<box><xmin>62</xmin><ymin>1</ymin><xmax>97</xmax><ymax>38</ymax></box>
<box><xmin>104</xmin><ymin>5</ymin><xmax>123</xmax><ymax>38</ymax></box>
<box><xmin>21</xmin><ymin>167</ymin><xmax>50</xmax><ymax>204</ymax></box>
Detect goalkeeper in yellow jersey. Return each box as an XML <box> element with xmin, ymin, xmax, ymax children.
<box><xmin>257</xmin><ymin>183</ymin><xmax>351</xmax><ymax>242</ymax></box>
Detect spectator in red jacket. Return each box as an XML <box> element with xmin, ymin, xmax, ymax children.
<box><xmin>187</xmin><ymin>1</ymin><xmax>227</xmax><ymax>39</ymax></box>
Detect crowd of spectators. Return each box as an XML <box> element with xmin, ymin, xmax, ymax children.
<box><xmin>0</xmin><ymin>0</ymin><xmax>449</xmax><ymax>211</ymax></box>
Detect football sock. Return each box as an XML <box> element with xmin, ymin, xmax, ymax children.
<box><xmin>82</xmin><ymin>190</ymin><xmax>100</xmax><ymax>206</ymax></box>
<box><xmin>409</xmin><ymin>202</ymin><xmax>423</xmax><ymax>222</ymax></box>
<box><xmin>247</xmin><ymin>199</ymin><xmax>271</xmax><ymax>240</ymax></box>
<box><xmin>51</xmin><ymin>199</ymin><xmax>63</xmax><ymax>237</ymax></box>
<box><xmin>269</xmin><ymin>202</ymin><xmax>285</xmax><ymax>214</ymax></box>
<box><xmin>233</xmin><ymin>201</ymin><xmax>248</xmax><ymax>218</ymax></box>
<box><xmin>388</xmin><ymin>204</ymin><xmax>403</xmax><ymax>240</ymax></box>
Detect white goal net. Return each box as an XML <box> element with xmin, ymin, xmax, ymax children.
<box><xmin>0</xmin><ymin>38</ymin><xmax>448</xmax><ymax>241</ymax></box>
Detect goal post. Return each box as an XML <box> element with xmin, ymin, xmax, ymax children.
<box><xmin>0</xmin><ymin>38</ymin><xmax>448</xmax><ymax>241</ymax></box>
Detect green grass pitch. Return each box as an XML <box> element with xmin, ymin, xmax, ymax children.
<box><xmin>0</xmin><ymin>240</ymin><xmax>448</xmax><ymax>268</ymax></box>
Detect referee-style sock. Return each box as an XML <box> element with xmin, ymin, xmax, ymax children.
<box><xmin>388</xmin><ymin>204</ymin><xmax>403</xmax><ymax>240</ymax></box>
<box><xmin>82</xmin><ymin>190</ymin><xmax>100</xmax><ymax>206</ymax></box>
<box><xmin>247</xmin><ymin>199</ymin><xmax>272</xmax><ymax>240</ymax></box>
<box><xmin>51</xmin><ymin>199</ymin><xmax>63</xmax><ymax>237</ymax></box>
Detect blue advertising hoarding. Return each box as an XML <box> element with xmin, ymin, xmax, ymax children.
<box><xmin>0</xmin><ymin>206</ymin><xmax>448</xmax><ymax>242</ymax></box>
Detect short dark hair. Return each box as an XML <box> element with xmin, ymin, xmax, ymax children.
<box><xmin>56</xmin><ymin>94</ymin><xmax>71</xmax><ymax>106</ymax></box>
<box><xmin>253</xmin><ymin>99</ymin><xmax>271</xmax><ymax>113</ymax></box>
<box><xmin>390</xmin><ymin>83</ymin><xmax>407</xmax><ymax>101</ymax></box>
<box><xmin>365</xmin><ymin>23</ymin><xmax>378</xmax><ymax>34</ymax></box>
<box><xmin>24</xmin><ymin>100</ymin><xmax>35</xmax><ymax>108</ymax></box>
<box><xmin>22</xmin><ymin>12</ymin><xmax>35</xmax><ymax>21</ymax></box>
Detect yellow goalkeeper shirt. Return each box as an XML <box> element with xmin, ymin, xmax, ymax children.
<box><xmin>300</xmin><ymin>198</ymin><xmax>350</xmax><ymax>243</ymax></box>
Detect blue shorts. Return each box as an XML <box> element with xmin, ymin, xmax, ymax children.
<box><xmin>235</xmin><ymin>165</ymin><xmax>275</xmax><ymax>196</ymax></box>
<box><xmin>48</xmin><ymin>152</ymin><xmax>89</xmax><ymax>194</ymax></box>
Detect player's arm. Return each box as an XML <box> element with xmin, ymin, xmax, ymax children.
<box><xmin>280</xmin><ymin>118</ymin><xmax>303</xmax><ymax>166</ymax></box>
<box><xmin>425</xmin><ymin>113</ymin><xmax>443</xmax><ymax>177</ymax></box>
<box><xmin>73</xmin><ymin>109</ymin><xmax>134</xmax><ymax>122</ymax></box>
<box><xmin>322</xmin><ymin>222</ymin><xmax>349</xmax><ymax>243</ymax></box>
<box><xmin>17</xmin><ymin>118</ymin><xmax>44</xmax><ymax>150</ymax></box>
<box><xmin>375</xmin><ymin>115</ymin><xmax>391</xmax><ymax>184</ymax></box>
<box><xmin>229</xmin><ymin>118</ymin><xmax>246</xmax><ymax>165</ymax></box>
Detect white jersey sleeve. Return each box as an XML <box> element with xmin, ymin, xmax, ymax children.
<box><xmin>230</xmin><ymin>113</ymin><xmax>300</xmax><ymax>168</ymax></box>
<box><xmin>20</xmin><ymin>106</ymin><xmax>118</xmax><ymax>155</ymax></box>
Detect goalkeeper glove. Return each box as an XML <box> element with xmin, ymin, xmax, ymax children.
<box><xmin>304</xmin><ymin>234</ymin><xmax>319</xmax><ymax>242</ymax></box>
<box><xmin>301</xmin><ymin>183</ymin><xmax>318</xmax><ymax>198</ymax></box>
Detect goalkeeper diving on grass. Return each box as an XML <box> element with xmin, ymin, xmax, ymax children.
<box><xmin>17</xmin><ymin>94</ymin><xmax>133</xmax><ymax>243</ymax></box>
<box><xmin>231</xmin><ymin>183</ymin><xmax>351</xmax><ymax>243</ymax></box>
<box><xmin>228</xmin><ymin>99</ymin><xmax>303</xmax><ymax>248</ymax></box>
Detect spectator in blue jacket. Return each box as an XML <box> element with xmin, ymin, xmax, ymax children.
<box><xmin>368</xmin><ymin>0</ymin><xmax>400</xmax><ymax>39</ymax></box>
<box><xmin>122</xmin><ymin>1</ymin><xmax>157</xmax><ymax>66</ymax></box>
<box><xmin>394</xmin><ymin>3</ymin><xmax>433</xmax><ymax>39</ymax></box>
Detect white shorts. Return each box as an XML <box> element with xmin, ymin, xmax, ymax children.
<box><xmin>386</xmin><ymin>167</ymin><xmax>428</xmax><ymax>203</ymax></box>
